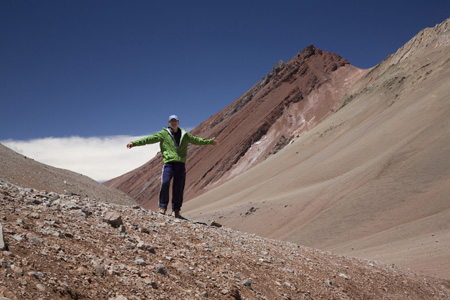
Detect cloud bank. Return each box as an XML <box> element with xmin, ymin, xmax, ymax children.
<box><xmin>1</xmin><ymin>135</ymin><xmax>160</xmax><ymax>182</ymax></box>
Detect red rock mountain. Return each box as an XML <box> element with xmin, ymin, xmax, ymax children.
<box><xmin>104</xmin><ymin>45</ymin><xmax>365</xmax><ymax>210</ymax></box>
<box><xmin>183</xmin><ymin>18</ymin><xmax>450</xmax><ymax>279</ymax></box>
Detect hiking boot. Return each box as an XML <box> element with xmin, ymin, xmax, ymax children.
<box><xmin>159</xmin><ymin>208</ymin><xmax>166</xmax><ymax>215</ymax></box>
<box><xmin>173</xmin><ymin>210</ymin><xmax>186</xmax><ymax>219</ymax></box>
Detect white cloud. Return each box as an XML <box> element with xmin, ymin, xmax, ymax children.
<box><xmin>1</xmin><ymin>135</ymin><xmax>160</xmax><ymax>182</ymax></box>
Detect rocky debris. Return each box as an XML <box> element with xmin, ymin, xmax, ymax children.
<box><xmin>1</xmin><ymin>179</ymin><xmax>449</xmax><ymax>299</ymax></box>
<box><xmin>265</xmin><ymin>135</ymin><xmax>294</xmax><ymax>159</ymax></box>
<box><xmin>244</xmin><ymin>206</ymin><xmax>258</xmax><ymax>216</ymax></box>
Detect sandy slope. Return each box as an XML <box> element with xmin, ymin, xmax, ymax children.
<box><xmin>184</xmin><ymin>19</ymin><xmax>450</xmax><ymax>279</ymax></box>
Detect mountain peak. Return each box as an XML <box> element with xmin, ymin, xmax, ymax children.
<box><xmin>298</xmin><ymin>44</ymin><xmax>318</xmax><ymax>58</ymax></box>
<box><xmin>105</xmin><ymin>45</ymin><xmax>360</xmax><ymax>209</ymax></box>
<box><xmin>291</xmin><ymin>44</ymin><xmax>349</xmax><ymax>71</ymax></box>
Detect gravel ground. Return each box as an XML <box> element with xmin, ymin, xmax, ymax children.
<box><xmin>1</xmin><ymin>179</ymin><xmax>449</xmax><ymax>300</ymax></box>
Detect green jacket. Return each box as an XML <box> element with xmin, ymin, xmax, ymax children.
<box><xmin>131</xmin><ymin>128</ymin><xmax>213</xmax><ymax>164</ymax></box>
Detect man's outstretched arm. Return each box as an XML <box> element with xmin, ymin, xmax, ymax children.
<box><xmin>127</xmin><ymin>131</ymin><xmax>163</xmax><ymax>149</ymax></box>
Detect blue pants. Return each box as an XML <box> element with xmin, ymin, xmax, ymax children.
<box><xmin>159</xmin><ymin>162</ymin><xmax>186</xmax><ymax>210</ymax></box>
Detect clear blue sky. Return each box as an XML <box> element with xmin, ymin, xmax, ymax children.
<box><xmin>1</xmin><ymin>0</ymin><xmax>449</xmax><ymax>140</ymax></box>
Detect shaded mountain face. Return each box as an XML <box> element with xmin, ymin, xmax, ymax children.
<box><xmin>0</xmin><ymin>144</ymin><xmax>136</xmax><ymax>206</ymax></box>
<box><xmin>104</xmin><ymin>45</ymin><xmax>365</xmax><ymax>210</ymax></box>
<box><xmin>183</xmin><ymin>18</ymin><xmax>450</xmax><ymax>279</ymax></box>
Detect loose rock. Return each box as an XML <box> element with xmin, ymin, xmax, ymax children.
<box><xmin>135</xmin><ymin>258</ymin><xmax>146</xmax><ymax>266</ymax></box>
<box><xmin>0</xmin><ymin>178</ymin><xmax>449</xmax><ymax>300</ymax></box>
<box><xmin>0</xmin><ymin>222</ymin><xmax>7</xmax><ymax>251</ymax></box>
<box><xmin>103</xmin><ymin>211</ymin><xmax>123</xmax><ymax>228</ymax></box>
<box><xmin>154</xmin><ymin>264</ymin><xmax>168</xmax><ymax>276</ymax></box>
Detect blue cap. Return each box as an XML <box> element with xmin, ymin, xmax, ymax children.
<box><xmin>168</xmin><ymin>115</ymin><xmax>179</xmax><ymax>121</ymax></box>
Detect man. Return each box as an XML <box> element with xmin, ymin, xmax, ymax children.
<box><xmin>127</xmin><ymin>115</ymin><xmax>217</xmax><ymax>218</ymax></box>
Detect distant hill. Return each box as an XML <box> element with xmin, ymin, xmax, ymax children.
<box><xmin>0</xmin><ymin>143</ymin><xmax>136</xmax><ymax>206</ymax></box>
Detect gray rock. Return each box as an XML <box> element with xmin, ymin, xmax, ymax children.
<box><xmin>104</xmin><ymin>211</ymin><xmax>123</xmax><ymax>228</ymax></box>
<box><xmin>95</xmin><ymin>264</ymin><xmax>107</xmax><ymax>276</ymax></box>
<box><xmin>81</xmin><ymin>208</ymin><xmax>92</xmax><ymax>217</ymax></box>
<box><xmin>12</xmin><ymin>234</ymin><xmax>23</xmax><ymax>242</ymax></box>
<box><xmin>31</xmin><ymin>198</ymin><xmax>42</xmax><ymax>205</ymax></box>
<box><xmin>36</xmin><ymin>284</ymin><xmax>46</xmax><ymax>291</ymax></box>
<box><xmin>110</xmin><ymin>296</ymin><xmax>128</xmax><ymax>300</ymax></box>
<box><xmin>135</xmin><ymin>258</ymin><xmax>146</xmax><ymax>266</ymax></box>
<box><xmin>64</xmin><ymin>232</ymin><xmax>74</xmax><ymax>238</ymax></box>
<box><xmin>242</xmin><ymin>278</ymin><xmax>253</xmax><ymax>289</ymax></box>
<box><xmin>48</xmin><ymin>193</ymin><xmax>60</xmax><ymax>201</ymax></box>
<box><xmin>27</xmin><ymin>234</ymin><xmax>43</xmax><ymax>245</ymax></box>
<box><xmin>0</xmin><ymin>222</ymin><xmax>7</xmax><ymax>251</ymax></box>
<box><xmin>28</xmin><ymin>271</ymin><xmax>46</xmax><ymax>279</ymax></box>
<box><xmin>137</xmin><ymin>241</ymin><xmax>156</xmax><ymax>254</ymax></box>
<box><xmin>35</xmin><ymin>271</ymin><xmax>46</xmax><ymax>279</ymax></box>
<box><xmin>210</xmin><ymin>220</ymin><xmax>222</xmax><ymax>228</ymax></box>
<box><xmin>154</xmin><ymin>264</ymin><xmax>168</xmax><ymax>276</ymax></box>
<box><xmin>139</xmin><ymin>227</ymin><xmax>150</xmax><ymax>234</ymax></box>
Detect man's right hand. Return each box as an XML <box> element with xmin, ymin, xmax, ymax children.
<box><xmin>127</xmin><ymin>143</ymin><xmax>134</xmax><ymax>149</ymax></box>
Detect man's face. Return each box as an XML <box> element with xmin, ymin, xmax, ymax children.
<box><xmin>168</xmin><ymin>119</ymin><xmax>179</xmax><ymax>130</ymax></box>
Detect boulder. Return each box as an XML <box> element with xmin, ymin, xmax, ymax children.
<box><xmin>103</xmin><ymin>211</ymin><xmax>123</xmax><ymax>228</ymax></box>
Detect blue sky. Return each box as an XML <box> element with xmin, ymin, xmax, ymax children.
<box><xmin>1</xmin><ymin>0</ymin><xmax>449</xmax><ymax>181</ymax></box>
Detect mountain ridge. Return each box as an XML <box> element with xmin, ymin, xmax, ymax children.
<box><xmin>104</xmin><ymin>45</ymin><xmax>363</xmax><ymax>210</ymax></box>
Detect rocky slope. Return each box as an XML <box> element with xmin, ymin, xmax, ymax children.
<box><xmin>104</xmin><ymin>45</ymin><xmax>365</xmax><ymax>210</ymax></box>
<box><xmin>1</xmin><ymin>179</ymin><xmax>450</xmax><ymax>300</ymax></box>
<box><xmin>0</xmin><ymin>143</ymin><xmax>136</xmax><ymax>206</ymax></box>
<box><xmin>184</xmin><ymin>18</ymin><xmax>450</xmax><ymax>279</ymax></box>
